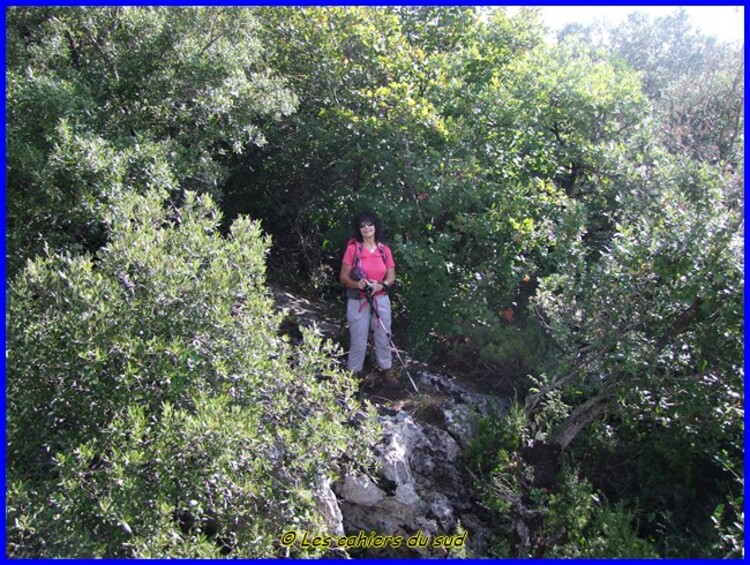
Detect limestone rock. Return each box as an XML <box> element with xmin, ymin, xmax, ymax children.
<box><xmin>339</xmin><ymin>474</ymin><xmax>386</xmax><ymax>507</ymax></box>
<box><xmin>314</xmin><ymin>475</ymin><xmax>344</xmax><ymax>536</ymax></box>
<box><xmin>336</xmin><ymin>410</ymin><xmax>490</xmax><ymax>556</ymax></box>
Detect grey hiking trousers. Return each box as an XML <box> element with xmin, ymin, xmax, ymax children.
<box><xmin>346</xmin><ymin>294</ymin><xmax>392</xmax><ymax>372</ymax></box>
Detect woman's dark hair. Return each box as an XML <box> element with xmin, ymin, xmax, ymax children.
<box><xmin>351</xmin><ymin>210</ymin><xmax>383</xmax><ymax>243</ymax></box>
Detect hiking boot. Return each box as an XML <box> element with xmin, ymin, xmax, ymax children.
<box><xmin>381</xmin><ymin>367</ymin><xmax>401</xmax><ymax>387</ymax></box>
<box><xmin>358</xmin><ymin>370</ymin><xmax>377</xmax><ymax>391</ymax></box>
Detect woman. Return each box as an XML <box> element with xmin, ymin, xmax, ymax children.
<box><xmin>340</xmin><ymin>210</ymin><xmax>397</xmax><ymax>381</ymax></box>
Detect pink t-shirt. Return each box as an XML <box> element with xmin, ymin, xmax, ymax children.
<box><xmin>342</xmin><ymin>241</ymin><xmax>395</xmax><ymax>283</ymax></box>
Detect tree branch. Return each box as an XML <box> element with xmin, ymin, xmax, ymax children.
<box><xmin>551</xmin><ymin>385</ymin><xmax>614</xmax><ymax>451</ymax></box>
<box><xmin>656</xmin><ymin>295</ymin><xmax>703</xmax><ymax>350</ymax></box>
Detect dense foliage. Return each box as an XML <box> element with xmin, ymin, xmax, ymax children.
<box><xmin>7</xmin><ymin>189</ymin><xmax>377</xmax><ymax>557</ymax></box>
<box><xmin>6</xmin><ymin>6</ymin><xmax>743</xmax><ymax>558</ymax></box>
<box><xmin>6</xmin><ymin>7</ymin><xmax>296</xmax><ymax>276</ymax></box>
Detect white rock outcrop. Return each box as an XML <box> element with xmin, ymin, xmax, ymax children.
<box><xmin>336</xmin><ymin>410</ymin><xmax>491</xmax><ymax>556</ymax></box>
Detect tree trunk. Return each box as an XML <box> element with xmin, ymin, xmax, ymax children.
<box><xmin>551</xmin><ymin>387</ymin><xmax>614</xmax><ymax>451</ymax></box>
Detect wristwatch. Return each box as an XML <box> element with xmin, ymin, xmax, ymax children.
<box><xmin>381</xmin><ymin>282</ymin><xmax>390</xmax><ymax>292</ymax></box>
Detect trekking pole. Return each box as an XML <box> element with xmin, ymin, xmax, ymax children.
<box><xmin>366</xmin><ymin>291</ymin><xmax>419</xmax><ymax>393</ymax></box>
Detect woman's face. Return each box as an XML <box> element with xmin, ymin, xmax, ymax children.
<box><xmin>359</xmin><ymin>219</ymin><xmax>376</xmax><ymax>237</ymax></box>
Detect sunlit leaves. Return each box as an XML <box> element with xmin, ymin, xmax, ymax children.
<box><xmin>6</xmin><ymin>7</ymin><xmax>297</xmax><ymax>274</ymax></box>
<box><xmin>6</xmin><ymin>190</ymin><xmax>377</xmax><ymax>557</ymax></box>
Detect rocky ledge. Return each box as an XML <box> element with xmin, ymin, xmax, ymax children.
<box><xmin>271</xmin><ymin>286</ymin><xmax>509</xmax><ymax>556</ymax></box>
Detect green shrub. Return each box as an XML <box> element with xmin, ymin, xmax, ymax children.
<box><xmin>6</xmin><ymin>189</ymin><xmax>378</xmax><ymax>557</ymax></box>
<box><xmin>6</xmin><ymin>7</ymin><xmax>298</xmax><ymax>275</ymax></box>
<box><xmin>580</xmin><ymin>503</ymin><xmax>660</xmax><ymax>558</ymax></box>
<box><xmin>542</xmin><ymin>464</ymin><xmax>658</xmax><ymax>558</ymax></box>
<box><xmin>465</xmin><ymin>401</ymin><xmax>526</xmax><ymax>480</ymax></box>
<box><xmin>466</xmin><ymin>405</ymin><xmax>659</xmax><ymax>558</ymax></box>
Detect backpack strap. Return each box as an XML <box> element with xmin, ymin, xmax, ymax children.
<box><xmin>376</xmin><ymin>242</ymin><xmax>387</xmax><ymax>269</ymax></box>
<box><xmin>355</xmin><ymin>241</ymin><xmax>362</xmax><ymax>269</ymax></box>
<box><xmin>346</xmin><ymin>238</ymin><xmax>361</xmax><ymax>268</ymax></box>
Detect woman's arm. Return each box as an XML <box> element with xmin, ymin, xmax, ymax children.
<box><xmin>374</xmin><ymin>267</ymin><xmax>396</xmax><ymax>293</ymax></box>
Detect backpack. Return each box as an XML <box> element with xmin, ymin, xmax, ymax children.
<box><xmin>345</xmin><ymin>238</ymin><xmax>387</xmax><ymax>299</ymax></box>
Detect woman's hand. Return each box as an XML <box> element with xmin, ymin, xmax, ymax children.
<box><xmin>341</xmin><ymin>264</ymin><xmax>366</xmax><ymax>290</ymax></box>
